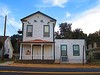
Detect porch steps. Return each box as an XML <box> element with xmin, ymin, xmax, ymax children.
<box><xmin>15</xmin><ymin>60</ymin><xmax>54</xmax><ymax>64</ymax></box>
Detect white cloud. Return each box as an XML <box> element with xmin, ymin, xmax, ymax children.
<box><xmin>0</xmin><ymin>5</ymin><xmax>11</xmax><ymax>17</ymax></box>
<box><xmin>66</xmin><ymin>12</ymin><xmax>71</xmax><ymax>18</ymax></box>
<box><xmin>0</xmin><ymin>4</ymin><xmax>21</xmax><ymax>36</ymax></box>
<box><xmin>7</xmin><ymin>17</ymin><xmax>21</xmax><ymax>28</ymax></box>
<box><xmin>55</xmin><ymin>25</ymin><xmax>59</xmax><ymax>32</ymax></box>
<box><xmin>70</xmin><ymin>5</ymin><xmax>100</xmax><ymax>34</ymax></box>
<box><xmin>42</xmin><ymin>0</ymin><xmax>68</xmax><ymax>7</ymax></box>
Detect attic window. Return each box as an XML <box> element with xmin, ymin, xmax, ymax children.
<box><xmin>34</xmin><ymin>20</ymin><xmax>37</xmax><ymax>22</ymax></box>
<box><xmin>41</xmin><ymin>20</ymin><xmax>44</xmax><ymax>23</ymax></box>
<box><xmin>28</xmin><ymin>21</ymin><xmax>30</xmax><ymax>24</ymax></box>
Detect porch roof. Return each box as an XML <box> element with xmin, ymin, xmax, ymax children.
<box><xmin>20</xmin><ymin>39</ymin><xmax>54</xmax><ymax>43</ymax></box>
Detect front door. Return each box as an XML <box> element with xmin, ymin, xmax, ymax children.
<box><xmin>60</xmin><ymin>45</ymin><xmax>68</xmax><ymax>63</ymax></box>
<box><xmin>33</xmin><ymin>45</ymin><xmax>41</xmax><ymax>59</ymax></box>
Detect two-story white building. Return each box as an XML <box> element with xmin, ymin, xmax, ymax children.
<box><xmin>19</xmin><ymin>11</ymin><xmax>86</xmax><ymax>64</ymax></box>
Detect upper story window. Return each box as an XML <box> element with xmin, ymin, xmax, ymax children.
<box><xmin>73</xmin><ymin>45</ymin><xmax>80</xmax><ymax>56</ymax></box>
<box><xmin>26</xmin><ymin>25</ymin><xmax>33</xmax><ymax>37</ymax></box>
<box><xmin>44</xmin><ymin>25</ymin><xmax>50</xmax><ymax>37</ymax></box>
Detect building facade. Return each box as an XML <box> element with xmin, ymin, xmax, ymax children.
<box><xmin>55</xmin><ymin>39</ymin><xmax>86</xmax><ymax>63</ymax></box>
<box><xmin>19</xmin><ymin>11</ymin><xmax>86</xmax><ymax>63</ymax></box>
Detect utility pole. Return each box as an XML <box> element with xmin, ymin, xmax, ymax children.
<box><xmin>83</xmin><ymin>46</ymin><xmax>84</xmax><ymax>65</ymax></box>
<box><xmin>2</xmin><ymin>15</ymin><xmax>7</xmax><ymax>61</ymax></box>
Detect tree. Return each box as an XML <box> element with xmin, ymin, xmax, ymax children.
<box><xmin>11</xmin><ymin>35</ymin><xmax>17</xmax><ymax>52</ymax></box>
<box><xmin>59</xmin><ymin>22</ymin><xmax>72</xmax><ymax>39</ymax></box>
<box><xmin>95</xmin><ymin>30</ymin><xmax>100</xmax><ymax>36</ymax></box>
<box><xmin>10</xmin><ymin>29</ymin><xmax>22</xmax><ymax>54</ymax></box>
<box><xmin>0</xmin><ymin>41</ymin><xmax>3</xmax><ymax>48</ymax></box>
<box><xmin>87</xmin><ymin>30</ymin><xmax>100</xmax><ymax>44</ymax></box>
<box><xmin>55</xmin><ymin>31</ymin><xmax>61</xmax><ymax>39</ymax></box>
<box><xmin>55</xmin><ymin>22</ymin><xmax>87</xmax><ymax>39</ymax></box>
<box><xmin>72</xmin><ymin>28</ymin><xmax>87</xmax><ymax>39</ymax></box>
<box><xmin>11</xmin><ymin>34</ymin><xmax>22</xmax><ymax>53</ymax></box>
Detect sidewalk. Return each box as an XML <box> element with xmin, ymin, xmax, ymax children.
<box><xmin>8</xmin><ymin>62</ymin><xmax>100</xmax><ymax>68</ymax></box>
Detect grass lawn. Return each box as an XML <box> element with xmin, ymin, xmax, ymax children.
<box><xmin>0</xmin><ymin>59</ymin><xmax>7</xmax><ymax>63</ymax></box>
<box><xmin>91</xmin><ymin>60</ymin><xmax>100</xmax><ymax>64</ymax></box>
<box><xmin>87</xmin><ymin>59</ymin><xmax>100</xmax><ymax>65</ymax></box>
<box><xmin>0</xmin><ymin>58</ymin><xmax>14</xmax><ymax>63</ymax></box>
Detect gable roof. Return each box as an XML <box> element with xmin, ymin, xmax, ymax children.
<box><xmin>21</xmin><ymin>11</ymin><xmax>57</xmax><ymax>22</ymax></box>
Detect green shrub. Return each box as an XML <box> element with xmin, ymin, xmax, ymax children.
<box><xmin>87</xmin><ymin>53</ymin><xmax>95</xmax><ymax>63</ymax></box>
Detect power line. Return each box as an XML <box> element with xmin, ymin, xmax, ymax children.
<box><xmin>10</xmin><ymin>24</ymin><xmax>18</xmax><ymax>33</ymax></box>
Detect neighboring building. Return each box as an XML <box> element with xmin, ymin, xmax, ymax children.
<box><xmin>19</xmin><ymin>11</ymin><xmax>86</xmax><ymax>63</ymax></box>
<box><xmin>87</xmin><ymin>42</ymin><xmax>100</xmax><ymax>59</ymax></box>
<box><xmin>88</xmin><ymin>42</ymin><xmax>100</xmax><ymax>49</ymax></box>
<box><xmin>4</xmin><ymin>37</ymin><xmax>14</xmax><ymax>58</ymax></box>
<box><xmin>0</xmin><ymin>36</ymin><xmax>14</xmax><ymax>59</ymax></box>
<box><xmin>0</xmin><ymin>36</ymin><xmax>9</xmax><ymax>58</ymax></box>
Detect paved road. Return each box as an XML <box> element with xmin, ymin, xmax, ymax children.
<box><xmin>0</xmin><ymin>66</ymin><xmax>100</xmax><ymax>75</ymax></box>
<box><xmin>0</xmin><ymin>73</ymin><xmax>100</xmax><ymax>75</ymax></box>
<box><xmin>0</xmin><ymin>66</ymin><xmax>100</xmax><ymax>72</ymax></box>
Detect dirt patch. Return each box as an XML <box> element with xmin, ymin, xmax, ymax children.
<box><xmin>8</xmin><ymin>63</ymin><xmax>100</xmax><ymax>68</ymax></box>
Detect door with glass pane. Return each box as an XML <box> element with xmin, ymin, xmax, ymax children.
<box><xmin>60</xmin><ymin>45</ymin><xmax>68</xmax><ymax>63</ymax></box>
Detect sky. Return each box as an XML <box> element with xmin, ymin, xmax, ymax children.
<box><xmin>0</xmin><ymin>0</ymin><xmax>100</xmax><ymax>36</ymax></box>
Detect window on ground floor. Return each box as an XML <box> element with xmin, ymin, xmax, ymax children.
<box><xmin>73</xmin><ymin>45</ymin><xmax>80</xmax><ymax>56</ymax></box>
<box><xmin>61</xmin><ymin>45</ymin><xmax>67</xmax><ymax>56</ymax></box>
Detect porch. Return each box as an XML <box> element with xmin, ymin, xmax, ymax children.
<box><xmin>19</xmin><ymin>40</ymin><xmax>55</xmax><ymax>63</ymax></box>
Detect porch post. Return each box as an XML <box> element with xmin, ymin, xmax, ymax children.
<box><xmin>20</xmin><ymin>43</ymin><xmax>22</xmax><ymax>60</ymax></box>
<box><xmin>52</xmin><ymin>43</ymin><xmax>54</xmax><ymax>60</ymax></box>
<box><xmin>31</xmin><ymin>44</ymin><xmax>33</xmax><ymax>60</ymax></box>
<box><xmin>41</xmin><ymin>44</ymin><xmax>43</xmax><ymax>60</ymax></box>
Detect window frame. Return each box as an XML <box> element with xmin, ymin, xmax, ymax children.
<box><xmin>73</xmin><ymin>45</ymin><xmax>80</xmax><ymax>56</ymax></box>
<box><xmin>43</xmin><ymin>25</ymin><xmax>50</xmax><ymax>37</ymax></box>
<box><xmin>26</xmin><ymin>25</ymin><xmax>33</xmax><ymax>37</ymax></box>
<box><xmin>61</xmin><ymin>45</ymin><xmax>67</xmax><ymax>56</ymax></box>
